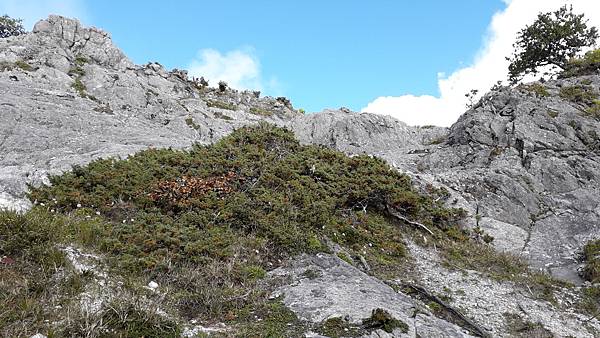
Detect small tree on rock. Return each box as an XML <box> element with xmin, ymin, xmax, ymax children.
<box><xmin>0</xmin><ymin>15</ymin><xmax>25</xmax><ymax>38</ymax></box>
<box><xmin>507</xmin><ymin>5</ymin><xmax>598</xmax><ymax>84</ymax></box>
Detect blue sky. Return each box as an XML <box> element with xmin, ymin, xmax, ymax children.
<box><xmin>86</xmin><ymin>1</ymin><xmax>505</xmax><ymax>112</ymax></box>
<box><xmin>2</xmin><ymin>0</ymin><xmax>599</xmax><ymax>125</ymax></box>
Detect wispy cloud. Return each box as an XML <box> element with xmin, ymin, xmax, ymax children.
<box><xmin>362</xmin><ymin>0</ymin><xmax>600</xmax><ymax>127</ymax></box>
<box><xmin>0</xmin><ymin>0</ymin><xmax>89</xmax><ymax>29</ymax></box>
<box><xmin>187</xmin><ymin>48</ymin><xmax>281</xmax><ymax>95</ymax></box>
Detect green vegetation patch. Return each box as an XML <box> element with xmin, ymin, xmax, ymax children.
<box><xmin>561</xmin><ymin>49</ymin><xmax>600</xmax><ymax>78</ymax></box>
<box><xmin>520</xmin><ymin>83</ymin><xmax>549</xmax><ymax>97</ymax></box>
<box><xmin>71</xmin><ymin>78</ymin><xmax>87</xmax><ymax>97</ymax></box>
<box><xmin>559</xmin><ymin>85</ymin><xmax>598</xmax><ymax>105</ymax></box>
<box><xmin>15</xmin><ymin>60</ymin><xmax>33</xmax><ymax>71</ymax></box>
<box><xmin>583</xmin><ymin>239</ymin><xmax>600</xmax><ymax>283</ymax></box>
<box><xmin>235</xmin><ymin>300</ymin><xmax>306</xmax><ymax>337</ymax></box>
<box><xmin>20</xmin><ymin>123</ymin><xmax>465</xmax><ymax>334</ymax></box>
<box><xmin>184</xmin><ymin>116</ymin><xmax>200</xmax><ymax>130</ymax></box>
<box><xmin>75</xmin><ymin>55</ymin><xmax>88</xmax><ymax>66</ymax></box>
<box><xmin>503</xmin><ymin>313</ymin><xmax>553</xmax><ymax>338</ymax></box>
<box><xmin>579</xmin><ymin>239</ymin><xmax>600</xmax><ymax>318</ymax></box>
<box><xmin>213</xmin><ymin>111</ymin><xmax>233</xmax><ymax>120</ymax></box>
<box><xmin>316</xmin><ymin>317</ymin><xmax>363</xmax><ymax>338</ymax></box>
<box><xmin>440</xmin><ymin>238</ymin><xmax>568</xmax><ymax>303</ymax></box>
<box><xmin>586</xmin><ymin>100</ymin><xmax>600</xmax><ymax>119</ymax></box>
<box><xmin>30</xmin><ymin>123</ymin><xmax>462</xmax><ymax>274</ymax></box>
<box><xmin>250</xmin><ymin>106</ymin><xmax>274</xmax><ymax>117</ymax></box>
<box><xmin>68</xmin><ymin>66</ymin><xmax>86</xmax><ymax>77</ymax></box>
<box><xmin>206</xmin><ymin>99</ymin><xmax>237</xmax><ymax>110</ymax></box>
<box><xmin>362</xmin><ymin>308</ymin><xmax>408</xmax><ymax>334</ymax></box>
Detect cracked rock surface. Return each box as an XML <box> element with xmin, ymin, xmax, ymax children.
<box><xmin>270</xmin><ymin>253</ymin><xmax>475</xmax><ymax>338</ymax></box>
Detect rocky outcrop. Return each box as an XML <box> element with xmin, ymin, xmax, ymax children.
<box><xmin>0</xmin><ymin>15</ymin><xmax>299</xmax><ymax>211</ymax></box>
<box><xmin>288</xmin><ymin>82</ymin><xmax>600</xmax><ymax>284</ymax></box>
<box><xmin>271</xmin><ymin>254</ymin><xmax>475</xmax><ymax>337</ymax></box>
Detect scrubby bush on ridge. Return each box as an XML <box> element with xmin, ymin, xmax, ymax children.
<box><xmin>28</xmin><ymin>123</ymin><xmax>464</xmax><ymax>274</ymax></box>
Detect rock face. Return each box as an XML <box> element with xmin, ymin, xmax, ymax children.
<box><xmin>2</xmin><ymin>15</ymin><xmax>600</xmax><ymax>337</ymax></box>
<box><xmin>0</xmin><ymin>15</ymin><xmax>298</xmax><ymax>211</ymax></box>
<box><xmin>271</xmin><ymin>254</ymin><xmax>475</xmax><ymax>337</ymax></box>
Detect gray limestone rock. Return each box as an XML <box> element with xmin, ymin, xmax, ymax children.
<box><xmin>270</xmin><ymin>253</ymin><xmax>475</xmax><ymax>337</ymax></box>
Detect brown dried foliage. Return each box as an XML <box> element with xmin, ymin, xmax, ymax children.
<box><xmin>148</xmin><ymin>172</ymin><xmax>240</xmax><ymax>207</ymax></box>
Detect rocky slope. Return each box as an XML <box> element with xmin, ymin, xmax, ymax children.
<box><xmin>1</xmin><ymin>16</ymin><xmax>600</xmax><ymax>337</ymax></box>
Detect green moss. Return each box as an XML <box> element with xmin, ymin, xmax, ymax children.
<box><xmin>250</xmin><ymin>107</ymin><xmax>274</xmax><ymax>117</ymax></box>
<box><xmin>317</xmin><ymin>317</ymin><xmax>362</xmax><ymax>338</ymax></box>
<box><xmin>15</xmin><ymin>60</ymin><xmax>33</xmax><ymax>71</ymax></box>
<box><xmin>206</xmin><ymin>99</ymin><xmax>237</xmax><ymax>110</ymax></box>
<box><xmin>236</xmin><ymin>300</ymin><xmax>305</xmax><ymax>338</ymax></box>
<box><xmin>184</xmin><ymin>116</ymin><xmax>200</xmax><ymax>130</ymax></box>
<box><xmin>427</xmin><ymin>301</ymin><xmax>443</xmax><ymax>314</ymax></box>
<box><xmin>242</xmin><ymin>265</ymin><xmax>266</xmax><ymax>281</ymax></box>
<box><xmin>336</xmin><ymin>252</ymin><xmax>353</xmax><ymax>264</ymax></box>
<box><xmin>362</xmin><ymin>308</ymin><xmax>408</xmax><ymax>334</ymax></box>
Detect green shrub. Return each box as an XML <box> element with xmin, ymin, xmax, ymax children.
<box><xmin>71</xmin><ymin>78</ymin><xmax>87</xmax><ymax>97</ymax></box>
<box><xmin>29</xmin><ymin>123</ymin><xmax>463</xmax><ymax>274</ymax></box>
<box><xmin>520</xmin><ymin>83</ymin><xmax>549</xmax><ymax>97</ymax></box>
<box><xmin>74</xmin><ymin>55</ymin><xmax>88</xmax><ymax>66</ymax></box>
<box><xmin>583</xmin><ymin>239</ymin><xmax>600</xmax><ymax>283</ymax></box>
<box><xmin>68</xmin><ymin>66</ymin><xmax>85</xmax><ymax>77</ymax></box>
<box><xmin>561</xmin><ymin>49</ymin><xmax>600</xmax><ymax>78</ymax></box>
<box><xmin>0</xmin><ymin>208</ymin><xmax>66</xmax><ymax>269</ymax></box>
<box><xmin>586</xmin><ymin>100</ymin><xmax>600</xmax><ymax>119</ymax></box>
<box><xmin>559</xmin><ymin>85</ymin><xmax>598</xmax><ymax>104</ymax></box>
<box><xmin>25</xmin><ymin>123</ymin><xmax>466</xmax><ymax>330</ymax></box>
<box><xmin>362</xmin><ymin>308</ymin><xmax>408</xmax><ymax>334</ymax></box>
<box><xmin>0</xmin><ymin>15</ymin><xmax>25</xmax><ymax>38</ymax></box>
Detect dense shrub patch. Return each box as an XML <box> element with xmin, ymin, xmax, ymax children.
<box><xmin>560</xmin><ymin>49</ymin><xmax>600</xmax><ymax>78</ymax></box>
<box><xmin>30</xmin><ymin>123</ymin><xmax>463</xmax><ymax>274</ymax></box>
<box><xmin>19</xmin><ymin>123</ymin><xmax>469</xmax><ymax>333</ymax></box>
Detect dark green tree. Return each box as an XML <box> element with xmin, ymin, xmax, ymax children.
<box><xmin>507</xmin><ymin>5</ymin><xmax>598</xmax><ymax>84</ymax></box>
<box><xmin>0</xmin><ymin>14</ymin><xmax>25</xmax><ymax>38</ymax></box>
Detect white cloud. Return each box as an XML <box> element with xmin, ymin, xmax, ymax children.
<box><xmin>0</xmin><ymin>0</ymin><xmax>89</xmax><ymax>29</ymax></box>
<box><xmin>362</xmin><ymin>0</ymin><xmax>600</xmax><ymax>127</ymax></box>
<box><xmin>187</xmin><ymin>48</ymin><xmax>280</xmax><ymax>95</ymax></box>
